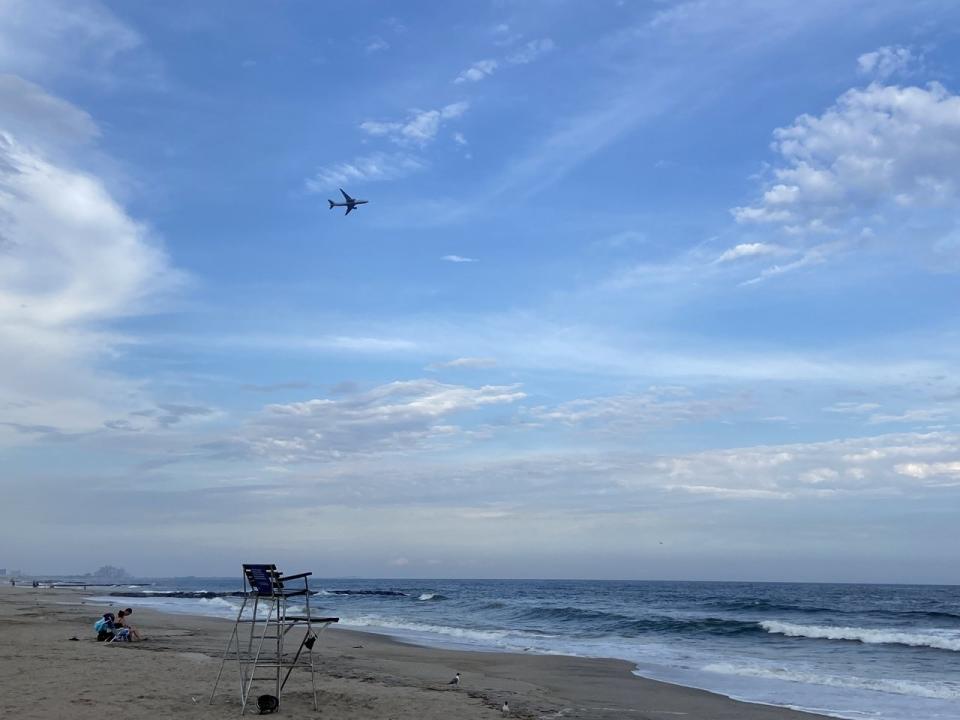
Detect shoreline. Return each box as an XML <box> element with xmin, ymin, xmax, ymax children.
<box><xmin>0</xmin><ymin>585</ymin><xmax>832</xmax><ymax>719</ymax></box>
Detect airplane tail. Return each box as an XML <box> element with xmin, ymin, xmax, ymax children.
<box><xmin>328</xmin><ymin>199</ymin><xmax>335</xmax><ymax>209</ymax></box>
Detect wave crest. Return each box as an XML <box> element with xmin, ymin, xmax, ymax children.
<box><xmin>761</xmin><ymin>620</ymin><xmax>960</xmax><ymax>652</ymax></box>
<box><xmin>704</xmin><ymin>662</ymin><xmax>960</xmax><ymax>700</ymax></box>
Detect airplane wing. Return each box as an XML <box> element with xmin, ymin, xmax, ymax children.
<box><xmin>340</xmin><ymin>188</ymin><xmax>355</xmax><ymax>203</ymax></box>
<box><xmin>345</xmin><ymin>204</ymin><xmax>354</xmax><ymax>215</ymax></box>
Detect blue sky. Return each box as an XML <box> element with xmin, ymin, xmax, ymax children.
<box><xmin>1</xmin><ymin>0</ymin><xmax>959</xmax><ymax>582</ymax></box>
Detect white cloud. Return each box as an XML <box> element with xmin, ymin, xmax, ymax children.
<box><xmin>857</xmin><ymin>45</ymin><xmax>916</xmax><ymax>79</ymax></box>
<box><xmin>732</xmin><ymin>81</ymin><xmax>960</xmax><ymax>278</ymax></box>
<box><xmin>305</xmin><ymin>152</ymin><xmax>424</xmax><ymax>191</ymax></box>
<box><xmin>734</xmin><ymin>82</ymin><xmax>960</xmax><ymax>230</ymax></box>
<box><xmin>452</xmin><ymin>38</ymin><xmax>553</xmax><ymax>85</ymax></box>
<box><xmin>365</xmin><ymin>36</ymin><xmax>389</xmax><ymax>53</ymax></box>
<box><xmin>359</xmin><ymin>103</ymin><xmax>469</xmax><ymax>147</ymax></box>
<box><xmin>739</xmin><ymin>240</ymin><xmax>847</xmax><ymax>285</ymax></box>
<box><xmin>506</xmin><ymin>38</ymin><xmax>555</xmax><ymax>65</ymax></box>
<box><xmin>824</xmin><ymin>402</ymin><xmax>881</xmax><ymax>415</ymax></box>
<box><xmin>647</xmin><ymin>431</ymin><xmax>960</xmax><ymax>498</ymax></box>
<box><xmin>442</xmin><ymin>254</ymin><xmax>478</xmax><ymax>263</ymax></box>
<box><xmin>247</xmin><ymin>379</ymin><xmax>526</xmax><ymax>462</ymax></box>
<box><xmin>0</xmin><ymin>134</ymin><xmax>175</xmax><ymax>326</ymax></box>
<box><xmin>427</xmin><ymin>357</ymin><xmax>498</xmax><ymax>371</ymax></box>
<box><xmin>715</xmin><ymin>242</ymin><xmax>791</xmax><ymax>262</ymax></box>
<box><xmin>895</xmin><ymin>461</ymin><xmax>960</xmax><ymax>480</ymax></box>
<box><xmin>667</xmin><ymin>484</ymin><xmax>792</xmax><ymax>499</ymax></box>
<box><xmin>0</xmin><ymin>0</ymin><xmax>144</xmax><ymax>84</ymax></box>
<box><xmin>798</xmin><ymin>467</ymin><xmax>839</xmax><ymax>485</ymax></box>
<box><xmin>531</xmin><ymin>386</ymin><xmax>746</xmax><ymax>430</ymax></box>
<box><xmin>0</xmin><ymin>74</ymin><xmax>99</xmax><ymax>149</ymax></box>
<box><xmin>867</xmin><ymin>408</ymin><xmax>949</xmax><ymax>425</ymax></box>
<box><xmin>0</xmin><ymin>89</ymin><xmax>180</xmax><ymax>441</ymax></box>
<box><xmin>185</xmin><ymin>333</ymin><xmax>419</xmax><ymax>354</ymax></box>
<box><xmin>454</xmin><ymin>59</ymin><xmax>499</xmax><ymax>84</ymax></box>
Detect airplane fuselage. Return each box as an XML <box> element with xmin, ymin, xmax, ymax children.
<box><xmin>329</xmin><ymin>188</ymin><xmax>368</xmax><ymax>215</ymax></box>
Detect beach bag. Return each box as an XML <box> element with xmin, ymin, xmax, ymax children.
<box><xmin>257</xmin><ymin>695</ymin><xmax>278</xmax><ymax>714</ymax></box>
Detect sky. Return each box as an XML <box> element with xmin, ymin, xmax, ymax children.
<box><xmin>1</xmin><ymin>0</ymin><xmax>959</xmax><ymax>583</ymax></box>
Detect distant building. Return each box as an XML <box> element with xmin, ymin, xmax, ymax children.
<box><xmin>88</xmin><ymin>565</ymin><xmax>130</xmax><ymax>579</ymax></box>
<box><xmin>0</xmin><ymin>568</ymin><xmax>6</xmax><ymax>576</ymax></box>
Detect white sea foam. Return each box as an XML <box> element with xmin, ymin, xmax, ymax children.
<box><xmin>761</xmin><ymin>620</ymin><xmax>960</xmax><ymax>652</ymax></box>
<box><xmin>198</xmin><ymin>597</ymin><xmax>237</xmax><ymax>610</ymax></box>
<box><xmin>86</xmin><ymin>594</ymin><xmax>243</xmax><ymax>620</ymax></box>
<box><xmin>704</xmin><ymin>662</ymin><xmax>960</xmax><ymax>701</ymax></box>
<box><xmin>417</xmin><ymin>593</ymin><xmax>437</xmax><ymax>601</ymax></box>
<box><xmin>338</xmin><ymin>613</ymin><xmax>557</xmax><ymax>648</ymax></box>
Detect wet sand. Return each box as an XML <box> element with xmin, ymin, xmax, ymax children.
<box><xmin>0</xmin><ymin>585</ymin><xmax>830</xmax><ymax>719</ymax></box>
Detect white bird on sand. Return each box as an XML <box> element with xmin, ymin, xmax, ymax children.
<box><xmin>501</xmin><ymin>701</ymin><xmax>510</xmax><ymax>715</ymax></box>
<box><xmin>448</xmin><ymin>672</ymin><xmax>460</xmax><ymax>686</ymax></box>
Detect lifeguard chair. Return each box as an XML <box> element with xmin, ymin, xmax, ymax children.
<box><xmin>209</xmin><ymin>564</ymin><xmax>338</xmax><ymax>714</ymax></box>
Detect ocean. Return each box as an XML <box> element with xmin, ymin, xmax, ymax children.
<box><xmin>89</xmin><ymin>578</ymin><xmax>959</xmax><ymax>720</ymax></box>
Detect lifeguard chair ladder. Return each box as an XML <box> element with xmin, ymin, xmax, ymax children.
<box><xmin>209</xmin><ymin>564</ymin><xmax>338</xmax><ymax>714</ymax></box>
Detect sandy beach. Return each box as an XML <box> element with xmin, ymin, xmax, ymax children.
<box><xmin>0</xmin><ymin>585</ymin><xmax>833</xmax><ymax>720</ymax></box>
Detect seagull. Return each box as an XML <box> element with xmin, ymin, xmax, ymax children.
<box><xmin>501</xmin><ymin>701</ymin><xmax>510</xmax><ymax>715</ymax></box>
<box><xmin>448</xmin><ymin>672</ymin><xmax>460</xmax><ymax>686</ymax></box>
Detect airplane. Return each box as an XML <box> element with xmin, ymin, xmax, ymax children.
<box><xmin>328</xmin><ymin>188</ymin><xmax>368</xmax><ymax>215</ymax></box>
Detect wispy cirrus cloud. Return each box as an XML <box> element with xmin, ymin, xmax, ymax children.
<box><xmin>442</xmin><ymin>254</ymin><xmax>478</xmax><ymax>263</ymax></box>
<box><xmin>455</xmin><ymin>59</ymin><xmax>498</xmax><ymax>84</ymax></box>
<box><xmin>426</xmin><ymin>357</ymin><xmax>497</xmax><ymax>371</ymax></box>
<box><xmin>0</xmin><ymin>0</ymin><xmax>143</xmax><ymax>83</ymax></box>
<box><xmin>0</xmin><ymin>75</ymin><xmax>99</xmax><ymax>150</ymax></box>
<box><xmin>530</xmin><ymin>386</ymin><xmax>748</xmax><ymax>432</ymax></box>
<box><xmin>506</xmin><ymin>38</ymin><xmax>555</xmax><ymax>65</ymax></box>
<box><xmin>453</xmin><ymin>38</ymin><xmax>554</xmax><ymax>84</ymax></box>
<box><xmin>867</xmin><ymin>408</ymin><xmax>950</xmax><ymax>425</ymax></box>
<box><xmin>365</xmin><ymin>36</ymin><xmax>389</xmax><ymax>53</ymax></box>
<box><xmin>241</xmin><ymin>381</ymin><xmax>312</xmax><ymax>393</ymax></box>
<box><xmin>359</xmin><ymin>102</ymin><xmax>469</xmax><ymax>147</ymax></box>
<box><xmin>305</xmin><ymin>152</ymin><xmax>425</xmax><ymax>191</ymax></box>
<box><xmin>715</xmin><ymin>242</ymin><xmax>792</xmax><ymax>263</ymax></box>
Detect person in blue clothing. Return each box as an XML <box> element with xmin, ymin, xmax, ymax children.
<box><xmin>94</xmin><ymin>613</ymin><xmax>115</xmax><ymax>642</ymax></box>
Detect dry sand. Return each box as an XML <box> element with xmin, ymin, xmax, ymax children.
<box><xmin>0</xmin><ymin>585</ymin><xmax>831</xmax><ymax>719</ymax></box>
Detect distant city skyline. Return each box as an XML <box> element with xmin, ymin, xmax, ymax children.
<box><xmin>1</xmin><ymin>0</ymin><xmax>958</xmax><ymax>584</ymax></box>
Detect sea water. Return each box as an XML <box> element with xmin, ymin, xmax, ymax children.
<box><xmin>89</xmin><ymin>579</ymin><xmax>960</xmax><ymax>720</ymax></box>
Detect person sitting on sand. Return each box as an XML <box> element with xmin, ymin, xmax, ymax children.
<box><xmin>94</xmin><ymin>613</ymin><xmax>115</xmax><ymax>642</ymax></box>
<box><xmin>115</xmin><ymin>608</ymin><xmax>143</xmax><ymax>641</ymax></box>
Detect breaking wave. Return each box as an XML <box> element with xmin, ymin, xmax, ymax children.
<box><xmin>761</xmin><ymin>621</ymin><xmax>960</xmax><ymax>652</ymax></box>
<box><xmin>704</xmin><ymin>662</ymin><xmax>960</xmax><ymax>701</ymax></box>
